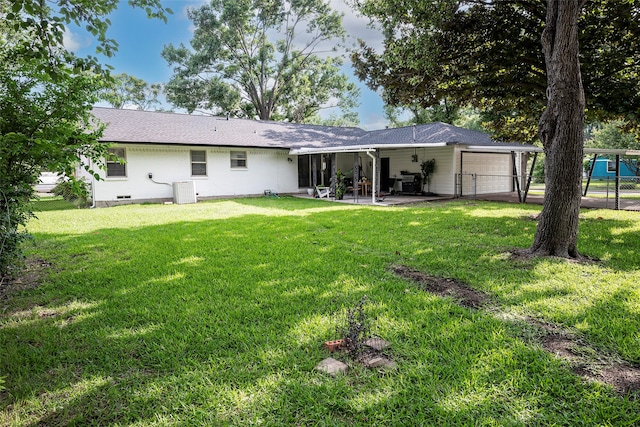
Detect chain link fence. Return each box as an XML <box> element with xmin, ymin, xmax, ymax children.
<box><xmin>457</xmin><ymin>173</ymin><xmax>640</xmax><ymax>209</ymax></box>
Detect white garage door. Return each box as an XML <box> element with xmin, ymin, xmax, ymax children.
<box><xmin>460</xmin><ymin>152</ymin><xmax>513</xmax><ymax>196</ymax></box>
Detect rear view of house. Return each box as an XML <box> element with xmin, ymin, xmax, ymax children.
<box><xmin>83</xmin><ymin>108</ymin><xmax>533</xmax><ymax>206</ymax></box>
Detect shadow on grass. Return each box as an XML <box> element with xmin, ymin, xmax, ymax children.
<box><xmin>31</xmin><ymin>196</ymin><xmax>78</xmax><ymax>212</ymax></box>
<box><xmin>408</xmin><ymin>203</ymin><xmax>640</xmax><ymax>363</ymax></box>
<box><xmin>1</xmin><ymin>202</ymin><xmax>639</xmax><ymax>424</ymax></box>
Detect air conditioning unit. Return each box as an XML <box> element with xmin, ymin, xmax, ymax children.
<box><xmin>172</xmin><ymin>181</ymin><xmax>197</xmax><ymax>204</ymax></box>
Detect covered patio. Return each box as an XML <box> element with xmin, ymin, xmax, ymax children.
<box><xmin>294</xmin><ymin>191</ymin><xmax>455</xmax><ymax>206</ymax></box>
<box><xmin>291</xmin><ymin>122</ymin><xmax>537</xmax><ymax>205</ymax></box>
<box><xmin>291</xmin><ymin>122</ymin><xmax>640</xmax><ymax>210</ymax></box>
<box><xmin>295</xmin><ymin>189</ymin><xmax>640</xmax><ymax>211</ymax></box>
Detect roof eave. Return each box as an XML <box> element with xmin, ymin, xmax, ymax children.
<box><xmin>290</xmin><ymin>142</ymin><xmax>450</xmax><ymax>155</ymax></box>
<box><xmin>463</xmin><ymin>144</ymin><xmax>542</xmax><ymax>153</ymax></box>
<box><xmin>584</xmin><ymin>148</ymin><xmax>640</xmax><ymax>156</ymax></box>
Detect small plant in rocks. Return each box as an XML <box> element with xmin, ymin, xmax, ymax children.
<box><xmin>336</xmin><ymin>295</ymin><xmax>371</xmax><ymax>360</ymax></box>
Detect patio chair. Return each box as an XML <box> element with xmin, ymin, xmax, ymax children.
<box><xmin>376</xmin><ymin>191</ymin><xmax>390</xmax><ymax>202</ymax></box>
<box><xmin>315</xmin><ymin>186</ymin><xmax>331</xmax><ymax>199</ymax></box>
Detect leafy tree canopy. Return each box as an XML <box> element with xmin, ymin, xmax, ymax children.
<box><xmin>586</xmin><ymin>120</ymin><xmax>640</xmax><ymax>174</ymax></box>
<box><xmin>3</xmin><ymin>0</ymin><xmax>172</xmax><ymax>78</ymax></box>
<box><xmin>162</xmin><ymin>0</ymin><xmax>360</xmax><ymax>123</ymax></box>
<box><xmin>384</xmin><ymin>100</ymin><xmax>460</xmax><ymax>128</ymax></box>
<box><xmin>0</xmin><ymin>0</ymin><xmax>171</xmax><ymax>276</ymax></box>
<box><xmin>587</xmin><ymin>120</ymin><xmax>640</xmax><ymax>151</ymax></box>
<box><xmin>99</xmin><ymin>73</ymin><xmax>163</xmax><ymax>110</ymax></box>
<box><xmin>351</xmin><ymin>0</ymin><xmax>640</xmax><ymax>143</ymax></box>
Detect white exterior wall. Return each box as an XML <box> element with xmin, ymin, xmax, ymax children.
<box><xmin>381</xmin><ymin>146</ymin><xmax>457</xmax><ymax>195</ymax></box>
<box><xmin>335</xmin><ymin>153</ymin><xmax>366</xmax><ymax>178</ymax></box>
<box><xmin>309</xmin><ymin>147</ymin><xmax>516</xmax><ymax>198</ymax></box>
<box><xmin>455</xmin><ymin>148</ymin><xmax>513</xmax><ymax>196</ymax></box>
<box><xmin>89</xmin><ymin>144</ymin><xmax>299</xmax><ymax>205</ymax></box>
<box><xmin>332</xmin><ymin>147</ymin><xmax>458</xmax><ymax>195</ymax></box>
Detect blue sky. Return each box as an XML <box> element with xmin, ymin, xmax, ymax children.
<box><xmin>66</xmin><ymin>0</ymin><xmax>389</xmax><ymax>130</ymax></box>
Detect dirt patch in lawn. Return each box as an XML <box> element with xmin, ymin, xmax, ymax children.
<box><xmin>537</xmin><ymin>321</ymin><xmax>640</xmax><ymax>397</ymax></box>
<box><xmin>0</xmin><ymin>258</ymin><xmax>51</xmax><ymax>301</ymax></box>
<box><xmin>392</xmin><ymin>264</ymin><xmax>640</xmax><ymax>398</ymax></box>
<box><xmin>391</xmin><ymin>265</ymin><xmax>489</xmax><ymax>309</ymax></box>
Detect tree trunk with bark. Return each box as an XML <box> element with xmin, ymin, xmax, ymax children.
<box><xmin>530</xmin><ymin>0</ymin><xmax>587</xmax><ymax>258</ymax></box>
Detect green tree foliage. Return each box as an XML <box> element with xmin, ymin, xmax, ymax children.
<box><xmin>384</xmin><ymin>100</ymin><xmax>460</xmax><ymax>128</ymax></box>
<box><xmin>0</xmin><ymin>0</ymin><xmax>171</xmax><ymax>277</ymax></box>
<box><xmin>306</xmin><ymin>112</ymin><xmax>360</xmax><ymax>127</ymax></box>
<box><xmin>588</xmin><ymin>121</ymin><xmax>639</xmax><ymax>151</ymax></box>
<box><xmin>351</xmin><ymin>0</ymin><xmax>640</xmax><ymax>143</ymax></box>
<box><xmin>586</xmin><ymin>120</ymin><xmax>640</xmax><ymax>175</ymax></box>
<box><xmin>352</xmin><ymin>0</ymin><xmax>640</xmax><ymax>259</ymax></box>
<box><xmin>162</xmin><ymin>0</ymin><xmax>360</xmax><ymax>123</ymax></box>
<box><xmin>99</xmin><ymin>73</ymin><xmax>163</xmax><ymax>110</ymax></box>
<box><xmin>453</xmin><ymin>107</ymin><xmax>488</xmax><ymax>133</ymax></box>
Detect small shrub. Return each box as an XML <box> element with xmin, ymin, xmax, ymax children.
<box><xmin>52</xmin><ymin>179</ymin><xmax>91</xmax><ymax>208</ymax></box>
<box><xmin>0</xmin><ymin>185</ymin><xmax>33</xmax><ymax>277</ymax></box>
<box><xmin>336</xmin><ymin>295</ymin><xmax>371</xmax><ymax>360</ymax></box>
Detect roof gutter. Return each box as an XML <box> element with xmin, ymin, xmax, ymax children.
<box><xmin>290</xmin><ymin>142</ymin><xmax>449</xmax><ymax>155</ymax></box>
<box><xmin>463</xmin><ymin>145</ymin><xmax>542</xmax><ymax>153</ymax></box>
<box><xmin>465</xmin><ymin>145</ymin><xmax>640</xmax><ymax>156</ymax></box>
<box><xmin>584</xmin><ymin>148</ymin><xmax>640</xmax><ymax>156</ymax></box>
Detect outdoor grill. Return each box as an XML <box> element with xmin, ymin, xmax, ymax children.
<box><xmin>400</xmin><ymin>173</ymin><xmax>422</xmax><ymax>194</ymax></box>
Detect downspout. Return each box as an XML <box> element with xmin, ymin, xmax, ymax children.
<box><xmin>366</xmin><ymin>150</ymin><xmax>376</xmax><ymax>204</ymax></box>
<box><xmin>90</xmin><ymin>160</ymin><xmax>96</xmax><ymax>209</ymax></box>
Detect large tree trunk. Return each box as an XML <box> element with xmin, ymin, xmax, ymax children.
<box><xmin>530</xmin><ymin>0</ymin><xmax>586</xmax><ymax>258</ymax></box>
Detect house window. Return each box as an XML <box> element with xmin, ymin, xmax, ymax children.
<box><xmin>230</xmin><ymin>151</ymin><xmax>247</xmax><ymax>169</ymax></box>
<box><xmin>106</xmin><ymin>147</ymin><xmax>126</xmax><ymax>177</ymax></box>
<box><xmin>607</xmin><ymin>160</ymin><xmax>617</xmax><ymax>173</ymax></box>
<box><xmin>191</xmin><ymin>150</ymin><xmax>207</xmax><ymax>176</ymax></box>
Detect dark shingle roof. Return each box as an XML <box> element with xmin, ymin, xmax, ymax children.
<box><xmin>364</xmin><ymin>122</ymin><xmax>495</xmax><ymax>146</ymax></box>
<box><xmin>91</xmin><ymin>108</ymin><xmax>527</xmax><ymax>152</ymax></box>
<box><xmin>91</xmin><ymin>107</ymin><xmax>367</xmax><ymax>149</ymax></box>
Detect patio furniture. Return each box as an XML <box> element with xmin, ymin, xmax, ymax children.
<box><xmin>360</xmin><ymin>180</ymin><xmax>372</xmax><ymax>196</ymax></box>
<box><xmin>315</xmin><ymin>186</ymin><xmax>331</xmax><ymax>199</ymax></box>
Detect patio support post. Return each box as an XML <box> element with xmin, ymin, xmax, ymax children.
<box><xmin>583</xmin><ymin>153</ymin><xmax>597</xmax><ymax>196</ymax></box>
<box><xmin>615</xmin><ymin>154</ymin><xmax>620</xmax><ymax>210</ymax></box>
<box><xmin>459</xmin><ymin>151</ymin><xmax>465</xmax><ymax>197</ymax></box>
<box><xmin>311</xmin><ymin>155</ymin><xmax>318</xmax><ymax>189</ymax></box>
<box><xmin>353</xmin><ymin>152</ymin><xmax>360</xmax><ymax>203</ymax></box>
<box><xmin>524</xmin><ymin>152</ymin><xmax>538</xmax><ymax>203</ymax></box>
<box><xmin>512</xmin><ymin>151</ymin><xmax>523</xmax><ymax>202</ymax></box>
<box><xmin>376</xmin><ymin>149</ymin><xmax>381</xmax><ymax>197</ymax></box>
<box><xmin>331</xmin><ymin>153</ymin><xmax>337</xmax><ymax>195</ymax></box>
<box><xmin>366</xmin><ymin>150</ymin><xmax>377</xmax><ymax>204</ymax></box>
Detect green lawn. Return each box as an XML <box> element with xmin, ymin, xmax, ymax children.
<box><xmin>1</xmin><ymin>197</ymin><xmax>639</xmax><ymax>425</ymax></box>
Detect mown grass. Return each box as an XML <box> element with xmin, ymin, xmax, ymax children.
<box><xmin>32</xmin><ymin>195</ymin><xmax>78</xmax><ymax>212</ymax></box>
<box><xmin>1</xmin><ymin>197</ymin><xmax>639</xmax><ymax>425</ymax></box>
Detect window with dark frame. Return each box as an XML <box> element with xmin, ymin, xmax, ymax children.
<box><xmin>230</xmin><ymin>151</ymin><xmax>247</xmax><ymax>169</ymax></box>
<box><xmin>191</xmin><ymin>150</ymin><xmax>207</xmax><ymax>176</ymax></box>
<box><xmin>607</xmin><ymin>160</ymin><xmax>617</xmax><ymax>173</ymax></box>
<box><xmin>106</xmin><ymin>147</ymin><xmax>126</xmax><ymax>177</ymax></box>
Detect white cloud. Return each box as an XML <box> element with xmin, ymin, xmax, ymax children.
<box><xmin>330</xmin><ymin>0</ymin><xmax>384</xmax><ymax>53</ymax></box>
<box><xmin>62</xmin><ymin>27</ymin><xmax>82</xmax><ymax>52</ymax></box>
